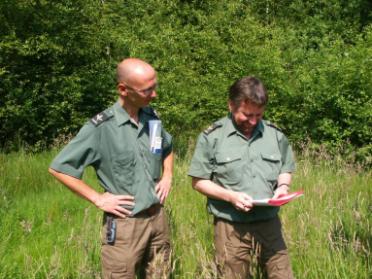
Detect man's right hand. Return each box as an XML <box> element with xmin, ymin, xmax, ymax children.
<box><xmin>94</xmin><ymin>192</ymin><xmax>135</xmax><ymax>218</ymax></box>
<box><xmin>192</xmin><ymin>178</ymin><xmax>253</xmax><ymax>212</ymax></box>
<box><xmin>228</xmin><ymin>191</ymin><xmax>253</xmax><ymax>212</ymax></box>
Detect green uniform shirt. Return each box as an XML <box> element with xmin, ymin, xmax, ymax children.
<box><xmin>188</xmin><ymin>114</ymin><xmax>295</xmax><ymax>223</ymax></box>
<box><xmin>50</xmin><ymin>101</ymin><xmax>173</xmax><ymax>215</ymax></box>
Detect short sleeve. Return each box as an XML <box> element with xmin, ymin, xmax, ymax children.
<box><xmin>188</xmin><ymin>133</ymin><xmax>214</xmax><ymax>179</ymax></box>
<box><xmin>161</xmin><ymin>129</ymin><xmax>173</xmax><ymax>159</ymax></box>
<box><xmin>278</xmin><ymin>134</ymin><xmax>295</xmax><ymax>174</ymax></box>
<box><xmin>49</xmin><ymin>123</ymin><xmax>101</xmax><ymax>179</ymax></box>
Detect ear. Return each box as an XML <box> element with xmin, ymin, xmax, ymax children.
<box><xmin>228</xmin><ymin>100</ymin><xmax>234</xmax><ymax>112</ymax></box>
<box><xmin>117</xmin><ymin>82</ymin><xmax>128</xmax><ymax>97</ymax></box>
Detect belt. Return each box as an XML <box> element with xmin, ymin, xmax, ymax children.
<box><xmin>104</xmin><ymin>204</ymin><xmax>162</xmax><ymax>220</ymax></box>
<box><xmin>136</xmin><ymin>203</ymin><xmax>162</xmax><ymax>217</ymax></box>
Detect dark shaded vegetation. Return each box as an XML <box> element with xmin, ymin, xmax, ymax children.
<box><xmin>1</xmin><ymin>0</ymin><xmax>371</xmax><ymax>163</ymax></box>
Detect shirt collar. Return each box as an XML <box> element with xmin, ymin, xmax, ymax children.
<box><xmin>226</xmin><ymin>113</ymin><xmax>238</xmax><ymax>137</ymax></box>
<box><xmin>226</xmin><ymin>113</ymin><xmax>264</xmax><ymax>139</ymax></box>
<box><xmin>113</xmin><ymin>101</ymin><xmax>131</xmax><ymax>126</ymax></box>
<box><xmin>252</xmin><ymin>120</ymin><xmax>264</xmax><ymax>138</ymax></box>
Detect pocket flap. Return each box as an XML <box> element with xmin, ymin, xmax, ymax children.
<box><xmin>215</xmin><ymin>153</ymin><xmax>242</xmax><ymax>164</ymax></box>
<box><xmin>261</xmin><ymin>153</ymin><xmax>281</xmax><ymax>162</ymax></box>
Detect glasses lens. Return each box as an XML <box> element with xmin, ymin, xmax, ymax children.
<box><xmin>143</xmin><ymin>84</ymin><xmax>157</xmax><ymax>95</ymax></box>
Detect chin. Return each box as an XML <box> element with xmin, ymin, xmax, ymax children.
<box><xmin>242</xmin><ymin>126</ymin><xmax>252</xmax><ymax>132</ymax></box>
<box><xmin>139</xmin><ymin>101</ymin><xmax>150</xmax><ymax>107</ymax></box>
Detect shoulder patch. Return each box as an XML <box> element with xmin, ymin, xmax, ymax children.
<box><xmin>142</xmin><ymin>106</ymin><xmax>159</xmax><ymax>118</ymax></box>
<box><xmin>203</xmin><ymin>123</ymin><xmax>222</xmax><ymax>135</ymax></box>
<box><xmin>266</xmin><ymin>121</ymin><xmax>282</xmax><ymax>131</ymax></box>
<box><xmin>90</xmin><ymin>111</ymin><xmax>113</xmax><ymax>127</ymax></box>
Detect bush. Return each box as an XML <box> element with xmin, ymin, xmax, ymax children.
<box><xmin>1</xmin><ymin>0</ymin><xmax>371</xmax><ymax>161</ymax></box>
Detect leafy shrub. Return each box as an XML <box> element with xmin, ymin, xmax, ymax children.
<box><xmin>0</xmin><ymin>0</ymin><xmax>371</xmax><ymax>161</ymax></box>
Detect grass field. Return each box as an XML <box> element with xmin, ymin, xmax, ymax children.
<box><xmin>0</xmin><ymin>149</ymin><xmax>371</xmax><ymax>278</ymax></box>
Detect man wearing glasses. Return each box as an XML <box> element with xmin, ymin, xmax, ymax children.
<box><xmin>49</xmin><ymin>58</ymin><xmax>174</xmax><ymax>278</ymax></box>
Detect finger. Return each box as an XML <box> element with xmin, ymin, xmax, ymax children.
<box><xmin>118</xmin><ymin>202</ymin><xmax>136</xmax><ymax>208</ymax></box>
<box><xmin>235</xmin><ymin>203</ymin><xmax>244</xmax><ymax>211</ymax></box>
<box><xmin>117</xmin><ymin>200</ymin><xmax>135</xmax><ymax>206</ymax></box>
<box><xmin>156</xmin><ymin>185</ymin><xmax>164</xmax><ymax>195</ymax></box>
<box><xmin>112</xmin><ymin>209</ymin><xmax>127</xmax><ymax>219</ymax></box>
<box><xmin>159</xmin><ymin>195</ymin><xmax>165</xmax><ymax>204</ymax></box>
<box><xmin>160</xmin><ymin>191</ymin><xmax>169</xmax><ymax>204</ymax></box>
<box><xmin>244</xmin><ymin>199</ymin><xmax>253</xmax><ymax>207</ymax></box>
<box><xmin>116</xmin><ymin>195</ymin><xmax>135</xmax><ymax>201</ymax></box>
<box><xmin>162</xmin><ymin>190</ymin><xmax>168</xmax><ymax>201</ymax></box>
<box><xmin>115</xmin><ymin>206</ymin><xmax>132</xmax><ymax>216</ymax></box>
<box><xmin>273</xmin><ymin>192</ymin><xmax>284</xmax><ymax>199</ymax></box>
<box><xmin>157</xmin><ymin>190</ymin><xmax>164</xmax><ymax>203</ymax></box>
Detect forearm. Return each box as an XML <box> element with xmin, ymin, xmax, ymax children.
<box><xmin>192</xmin><ymin>177</ymin><xmax>252</xmax><ymax>211</ymax></box>
<box><xmin>277</xmin><ymin>172</ymin><xmax>292</xmax><ymax>189</ymax></box>
<box><xmin>192</xmin><ymin>178</ymin><xmax>233</xmax><ymax>203</ymax></box>
<box><xmin>49</xmin><ymin>168</ymin><xmax>135</xmax><ymax>217</ymax></box>
<box><xmin>48</xmin><ymin>168</ymin><xmax>101</xmax><ymax>205</ymax></box>
<box><xmin>162</xmin><ymin>151</ymin><xmax>174</xmax><ymax>180</ymax></box>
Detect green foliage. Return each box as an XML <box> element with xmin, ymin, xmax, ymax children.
<box><xmin>0</xmin><ymin>0</ymin><xmax>371</xmax><ymax>159</ymax></box>
<box><xmin>0</xmin><ymin>0</ymin><xmax>116</xmax><ymax>150</ymax></box>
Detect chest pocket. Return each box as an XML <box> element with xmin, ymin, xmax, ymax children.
<box><xmin>112</xmin><ymin>151</ymin><xmax>136</xmax><ymax>190</ymax></box>
<box><xmin>214</xmin><ymin>152</ymin><xmax>243</xmax><ymax>186</ymax></box>
<box><xmin>260</xmin><ymin>153</ymin><xmax>282</xmax><ymax>181</ymax></box>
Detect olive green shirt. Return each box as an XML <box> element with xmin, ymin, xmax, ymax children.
<box><xmin>50</xmin><ymin>101</ymin><xmax>172</xmax><ymax>215</ymax></box>
<box><xmin>188</xmin><ymin>114</ymin><xmax>295</xmax><ymax>223</ymax></box>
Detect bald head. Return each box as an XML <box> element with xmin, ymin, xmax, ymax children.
<box><xmin>116</xmin><ymin>58</ymin><xmax>156</xmax><ymax>87</ymax></box>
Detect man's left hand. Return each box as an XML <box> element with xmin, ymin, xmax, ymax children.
<box><xmin>155</xmin><ymin>176</ymin><xmax>172</xmax><ymax>204</ymax></box>
<box><xmin>273</xmin><ymin>185</ymin><xmax>289</xmax><ymax>199</ymax></box>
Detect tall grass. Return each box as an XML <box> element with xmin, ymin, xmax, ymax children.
<box><xmin>0</xmin><ymin>149</ymin><xmax>370</xmax><ymax>278</ymax></box>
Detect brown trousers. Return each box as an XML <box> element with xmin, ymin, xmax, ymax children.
<box><xmin>214</xmin><ymin>216</ymin><xmax>294</xmax><ymax>279</ymax></box>
<box><xmin>101</xmin><ymin>205</ymin><xmax>171</xmax><ymax>279</ymax></box>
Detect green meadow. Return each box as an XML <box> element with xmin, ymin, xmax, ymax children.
<box><xmin>0</xmin><ymin>149</ymin><xmax>370</xmax><ymax>279</ymax></box>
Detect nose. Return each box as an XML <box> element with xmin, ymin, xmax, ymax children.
<box><xmin>150</xmin><ymin>90</ymin><xmax>157</xmax><ymax>98</ymax></box>
<box><xmin>249</xmin><ymin>117</ymin><xmax>257</xmax><ymax>125</ymax></box>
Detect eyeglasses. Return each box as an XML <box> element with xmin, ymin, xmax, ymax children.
<box><xmin>124</xmin><ymin>82</ymin><xmax>158</xmax><ymax>96</ymax></box>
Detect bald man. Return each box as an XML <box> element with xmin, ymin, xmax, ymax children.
<box><xmin>49</xmin><ymin>58</ymin><xmax>174</xmax><ymax>278</ymax></box>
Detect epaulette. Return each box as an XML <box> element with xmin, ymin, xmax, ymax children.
<box><xmin>203</xmin><ymin>122</ymin><xmax>222</xmax><ymax>135</ymax></box>
<box><xmin>266</xmin><ymin>120</ymin><xmax>282</xmax><ymax>132</ymax></box>
<box><xmin>142</xmin><ymin>106</ymin><xmax>159</xmax><ymax>118</ymax></box>
<box><xmin>90</xmin><ymin>110</ymin><xmax>113</xmax><ymax>127</ymax></box>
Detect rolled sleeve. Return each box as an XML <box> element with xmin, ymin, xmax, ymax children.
<box><xmin>278</xmin><ymin>134</ymin><xmax>295</xmax><ymax>174</ymax></box>
<box><xmin>50</xmin><ymin>123</ymin><xmax>101</xmax><ymax>179</ymax></box>
<box><xmin>188</xmin><ymin>133</ymin><xmax>214</xmax><ymax>179</ymax></box>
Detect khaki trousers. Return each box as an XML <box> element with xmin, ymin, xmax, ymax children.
<box><xmin>101</xmin><ymin>205</ymin><xmax>171</xmax><ymax>279</ymax></box>
<box><xmin>214</xmin><ymin>216</ymin><xmax>294</xmax><ymax>279</ymax></box>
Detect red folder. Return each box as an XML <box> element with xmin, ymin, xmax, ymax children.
<box><xmin>252</xmin><ymin>190</ymin><xmax>304</xmax><ymax>207</ymax></box>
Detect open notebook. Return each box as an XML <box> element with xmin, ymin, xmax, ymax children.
<box><xmin>252</xmin><ymin>190</ymin><xmax>304</xmax><ymax>207</ymax></box>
